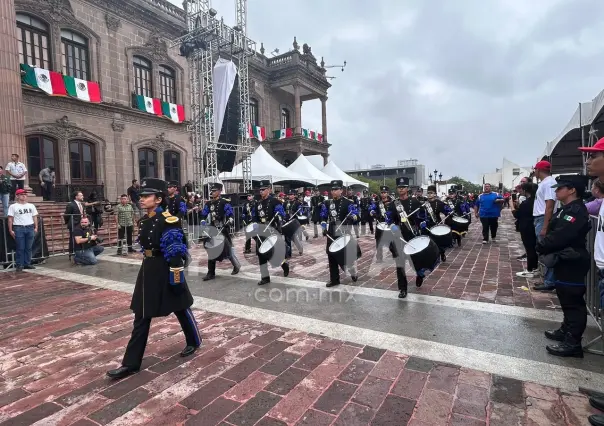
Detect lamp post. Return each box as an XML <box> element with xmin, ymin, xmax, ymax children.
<box><xmin>429</xmin><ymin>169</ymin><xmax>443</xmax><ymax>194</ymax></box>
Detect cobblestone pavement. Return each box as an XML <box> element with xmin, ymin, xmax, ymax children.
<box><xmin>0</xmin><ymin>273</ymin><xmax>599</xmax><ymax>426</ymax></box>
<box><xmin>179</xmin><ymin>210</ymin><xmax>558</xmax><ymax>309</ymax></box>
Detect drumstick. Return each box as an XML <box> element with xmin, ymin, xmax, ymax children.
<box><xmin>437</xmin><ymin>211</ymin><xmax>456</xmax><ymax>225</ymax></box>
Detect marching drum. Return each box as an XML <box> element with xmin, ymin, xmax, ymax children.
<box><xmin>297</xmin><ymin>215</ymin><xmax>309</xmax><ymax>225</ymax></box>
<box><xmin>203</xmin><ymin>234</ymin><xmax>226</xmax><ymax>260</ymax></box>
<box><xmin>375</xmin><ymin>222</ymin><xmax>395</xmax><ymax>245</ymax></box>
<box><xmin>282</xmin><ymin>218</ymin><xmax>301</xmax><ymax>239</ymax></box>
<box><xmin>429</xmin><ymin>224</ymin><xmax>453</xmax><ymax>248</ymax></box>
<box><xmin>403</xmin><ymin>236</ymin><xmax>440</xmax><ymax>272</ymax></box>
<box><xmin>258</xmin><ymin>234</ymin><xmax>286</xmax><ymax>267</ymax></box>
<box><xmin>328</xmin><ymin>235</ymin><xmax>361</xmax><ymax>268</ymax></box>
<box><xmin>244</xmin><ymin>223</ymin><xmax>258</xmax><ymax>239</ymax></box>
<box><xmin>450</xmin><ymin>216</ymin><xmax>470</xmax><ymax>234</ymax></box>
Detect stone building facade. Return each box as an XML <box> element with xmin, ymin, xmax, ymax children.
<box><xmin>9</xmin><ymin>0</ymin><xmax>331</xmax><ymax>201</ymax></box>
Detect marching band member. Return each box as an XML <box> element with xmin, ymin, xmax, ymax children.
<box><xmin>370</xmin><ymin>185</ymin><xmax>393</xmax><ymax>263</ymax></box>
<box><xmin>321</xmin><ymin>180</ymin><xmax>361</xmax><ymax>287</ymax></box>
<box><xmin>201</xmin><ymin>183</ymin><xmax>240</xmax><ymax>281</ymax></box>
<box><xmin>166</xmin><ymin>182</ymin><xmax>187</xmax><ymax>219</ymax></box>
<box><xmin>346</xmin><ymin>187</ymin><xmax>361</xmax><ymax>238</ymax></box>
<box><xmin>310</xmin><ymin>188</ymin><xmax>323</xmax><ymax>238</ymax></box>
<box><xmin>360</xmin><ymin>189</ymin><xmax>374</xmax><ymax>235</ymax></box>
<box><xmin>285</xmin><ymin>190</ymin><xmax>304</xmax><ymax>256</ymax></box>
<box><xmin>241</xmin><ymin>193</ymin><xmax>256</xmax><ymax>254</ymax></box>
<box><xmin>420</xmin><ymin>185</ymin><xmax>450</xmax><ymax>262</ymax></box>
<box><xmin>445</xmin><ymin>189</ymin><xmax>465</xmax><ymax>246</ymax></box>
<box><xmin>256</xmin><ymin>180</ymin><xmax>289</xmax><ymax>285</ymax></box>
<box><xmin>297</xmin><ymin>191</ymin><xmax>311</xmax><ymax>241</ymax></box>
<box><xmin>387</xmin><ymin>177</ymin><xmax>423</xmax><ymax>297</ymax></box>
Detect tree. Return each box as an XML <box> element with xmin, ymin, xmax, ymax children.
<box><xmin>446</xmin><ymin>176</ymin><xmax>482</xmax><ymax>194</ymax></box>
<box><xmin>355</xmin><ymin>176</ymin><xmax>396</xmax><ymax>195</ymax></box>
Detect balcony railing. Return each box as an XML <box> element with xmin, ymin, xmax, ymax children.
<box><xmin>270</xmin><ymin>128</ymin><xmax>324</xmax><ymax>143</ymax></box>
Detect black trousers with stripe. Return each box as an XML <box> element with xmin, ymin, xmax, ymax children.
<box><xmin>122</xmin><ymin>308</ymin><xmax>201</xmax><ymax>369</ymax></box>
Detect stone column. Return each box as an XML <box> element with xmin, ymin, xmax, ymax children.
<box><xmin>322</xmin><ymin>153</ymin><xmax>328</xmax><ymax>166</ymax></box>
<box><xmin>294</xmin><ymin>84</ymin><xmax>301</xmax><ymax>135</ymax></box>
<box><xmin>0</xmin><ymin>0</ymin><xmax>26</xmax><ymax>178</ymax></box>
<box><xmin>321</xmin><ymin>96</ymin><xmax>328</xmax><ymax>142</ymax></box>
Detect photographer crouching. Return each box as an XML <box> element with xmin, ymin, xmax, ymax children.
<box><xmin>73</xmin><ymin>216</ymin><xmax>104</xmax><ymax>265</ymax></box>
<box><xmin>536</xmin><ymin>174</ymin><xmax>591</xmax><ymax>358</ymax></box>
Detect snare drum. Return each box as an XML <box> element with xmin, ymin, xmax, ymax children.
<box><xmin>375</xmin><ymin>222</ymin><xmax>395</xmax><ymax>246</ymax></box>
<box><xmin>328</xmin><ymin>235</ymin><xmax>360</xmax><ymax>268</ymax></box>
<box><xmin>245</xmin><ymin>223</ymin><xmax>258</xmax><ymax>239</ymax></box>
<box><xmin>203</xmin><ymin>234</ymin><xmax>226</xmax><ymax>260</ymax></box>
<box><xmin>429</xmin><ymin>224</ymin><xmax>453</xmax><ymax>248</ymax></box>
<box><xmin>282</xmin><ymin>218</ymin><xmax>301</xmax><ymax>239</ymax></box>
<box><xmin>403</xmin><ymin>236</ymin><xmax>440</xmax><ymax>273</ymax></box>
<box><xmin>258</xmin><ymin>234</ymin><xmax>286</xmax><ymax>267</ymax></box>
<box><xmin>450</xmin><ymin>216</ymin><xmax>470</xmax><ymax>235</ymax></box>
<box><xmin>297</xmin><ymin>215</ymin><xmax>309</xmax><ymax>225</ymax></box>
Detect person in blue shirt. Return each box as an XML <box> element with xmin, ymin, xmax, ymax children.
<box><xmin>474</xmin><ymin>183</ymin><xmax>504</xmax><ymax>243</ymax></box>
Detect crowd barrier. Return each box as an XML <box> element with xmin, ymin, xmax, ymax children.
<box><xmin>584</xmin><ymin>215</ymin><xmax>604</xmax><ymax>355</ymax></box>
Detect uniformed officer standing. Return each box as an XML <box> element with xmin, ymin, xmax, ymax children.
<box><xmin>387</xmin><ymin>177</ymin><xmax>423</xmax><ymax>297</ymax></box>
<box><xmin>369</xmin><ymin>185</ymin><xmax>393</xmax><ymax>263</ymax></box>
<box><xmin>256</xmin><ymin>180</ymin><xmax>289</xmax><ymax>285</ymax></box>
<box><xmin>320</xmin><ymin>180</ymin><xmax>361</xmax><ymax>287</ymax></box>
<box><xmin>241</xmin><ymin>193</ymin><xmax>256</xmax><ymax>254</ymax></box>
<box><xmin>107</xmin><ymin>178</ymin><xmax>200</xmax><ymax>380</ymax></box>
<box><xmin>167</xmin><ymin>181</ymin><xmax>187</xmax><ymax>219</ymax></box>
<box><xmin>200</xmin><ymin>183</ymin><xmax>240</xmax><ymax>281</ymax></box>
<box><xmin>359</xmin><ymin>189</ymin><xmax>374</xmax><ymax>235</ymax></box>
<box><xmin>536</xmin><ymin>174</ymin><xmax>591</xmax><ymax>358</ymax></box>
<box><xmin>310</xmin><ymin>188</ymin><xmax>324</xmax><ymax>238</ymax></box>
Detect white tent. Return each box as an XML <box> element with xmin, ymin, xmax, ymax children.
<box><xmin>219</xmin><ymin>145</ymin><xmax>315</xmax><ymax>184</ymax></box>
<box><xmin>287</xmin><ymin>155</ymin><xmax>334</xmax><ymax>186</ymax></box>
<box><xmin>305</xmin><ymin>155</ymin><xmax>326</xmax><ymax>170</ymax></box>
<box><xmin>322</xmin><ymin>161</ymin><xmax>368</xmax><ymax>188</ymax></box>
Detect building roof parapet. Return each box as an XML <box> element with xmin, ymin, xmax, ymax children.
<box><xmin>140</xmin><ymin>0</ymin><xmax>186</xmax><ymax>20</ymax></box>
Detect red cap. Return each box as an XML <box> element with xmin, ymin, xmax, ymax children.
<box><xmin>15</xmin><ymin>189</ymin><xmax>27</xmax><ymax>195</ymax></box>
<box><xmin>578</xmin><ymin>136</ymin><xmax>604</xmax><ymax>153</ymax></box>
<box><xmin>534</xmin><ymin>160</ymin><xmax>551</xmax><ymax>170</ymax></box>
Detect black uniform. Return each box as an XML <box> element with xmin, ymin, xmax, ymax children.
<box><xmin>256</xmin><ymin>193</ymin><xmax>289</xmax><ymax>284</ymax></box>
<box><xmin>241</xmin><ymin>198</ymin><xmax>256</xmax><ymax>253</ymax></box>
<box><xmin>167</xmin><ymin>193</ymin><xmax>187</xmax><ymax>219</ymax></box>
<box><xmin>419</xmin><ymin>198</ymin><xmax>449</xmax><ymax>260</ymax></box>
<box><xmin>310</xmin><ymin>193</ymin><xmax>324</xmax><ymax>238</ymax></box>
<box><xmin>360</xmin><ymin>194</ymin><xmax>374</xmax><ymax>235</ymax></box>
<box><xmin>444</xmin><ymin>195</ymin><xmax>464</xmax><ymax>246</ymax></box>
<box><xmin>536</xmin><ymin>198</ymin><xmax>590</xmax><ymax>355</ymax></box>
<box><xmin>201</xmin><ymin>197</ymin><xmax>240</xmax><ymax>280</ymax></box>
<box><xmin>320</xmin><ymin>194</ymin><xmax>361</xmax><ymax>285</ymax></box>
<box><xmin>371</xmin><ymin>196</ymin><xmax>394</xmax><ymax>262</ymax></box>
<box><xmin>284</xmin><ymin>197</ymin><xmax>304</xmax><ymax>256</ymax></box>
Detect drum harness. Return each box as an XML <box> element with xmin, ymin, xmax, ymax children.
<box><xmin>326</xmin><ymin>206</ymin><xmax>353</xmax><ymax>243</ymax></box>
<box><xmin>394</xmin><ymin>199</ymin><xmax>420</xmax><ymax>237</ymax></box>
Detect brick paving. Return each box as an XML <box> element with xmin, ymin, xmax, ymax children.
<box><xmin>0</xmin><ymin>273</ymin><xmax>596</xmax><ymax>425</ymax></box>
<box><xmin>178</xmin><ymin>210</ymin><xmax>558</xmax><ymax>309</ymax></box>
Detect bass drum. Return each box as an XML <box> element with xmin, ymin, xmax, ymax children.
<box><xmin>403</xmin><ymin>236</ymin><xmax>440</xmax><ymax>273</ymax></box>
<box><xmin>429</xmin><ymin>224</ymin><xmax>453</xmax><ymax>248</ymax></box>
<box><xmin>258</xmin><ymin>234</ymin><xmax>286</xmax><ymax>267</ymax></box>
<box><xmin>297</xmin><ymin>215</ymin><xmax>309</xmax><ymax>225</ymax></box>
<box><xmin>282</xmin><ymin>218</ymin><xmax>301</xmax><ymax>239</ymax></box>
<box><xmin>328</xmin><ymin>235</ymin><xmax>361</xmax><ymax>268</ymax></box>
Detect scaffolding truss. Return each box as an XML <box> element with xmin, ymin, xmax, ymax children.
<box><xmin>177</xmin><ymin>0</ymin><xmax>256</xmax><ymax>194</ymax></box>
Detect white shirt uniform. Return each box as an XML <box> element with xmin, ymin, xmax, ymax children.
<box><xmin>8</xmin><ymin>203</ymin><xmax>38</xmax><ymax>226</ymax></box>
<box><xmin>5</xmin><ymin>162</ymin><xmax>27</xmax><ymax>181</ymax></box>
<box><xmin>533</xmin><ymin>176</ymin><xmax>558</xmax><ymax>216</ymax></box>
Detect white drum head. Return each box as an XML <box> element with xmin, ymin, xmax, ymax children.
<box><xmin>245</xmin><ymin>223</ymin><xmax>256</xmax><ymax>232</ymax></box>
<box><xmin>259</xmin><ymin>235</ymin><xmax>278</xmax><ymax>254</ymax></box>
<box><xmin>297</xmin><ymin>215</ymin><xmax>307</xmax><ymax>220</ymax></box>
<box><xmin>329</xmin><ymin>235</ymin><xmax>351</xmax><ymax>253</ymax></box>
<box><xmin>403</xmin><ymin>236</ymin><xmax>431</xmax><ymax>255</ymax></box>
<box><xmin>283</xmin><ymin>219</ymin><xmax>296</xmax><ymax>228</ymax></box>
<box><xmin>430</xmin><ymin>225</ymin><xmax>451</xmax><ymax>236</ymax></box>
<box><xmin>453</xmin><ymin>217</ymin><xmax>469</xmax><ymax>224</ymax></box>
<box><xmin>377</xmin><ymin>223</ymin><xmax>390</xmax><ymax>231</ymax></box>
<box><xmin>206</xmin><ymin>234</ymin><xmax>225</xmax><ymax>248</ymax></box>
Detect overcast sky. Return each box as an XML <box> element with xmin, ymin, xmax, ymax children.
<box><xmin>168</xmin><ymin>0</ymin><xmax>604</xmax><ymax>182</ymax></box>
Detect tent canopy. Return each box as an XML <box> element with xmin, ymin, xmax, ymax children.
<box><xmin>287</xmin><ymin>155</ymin><xmax>335</xmax><ymax>186</ymax></box>
<box><xmin>322</xmin><ymin>161</ymin><xmax>368</xmax><ymax>188</ymax></box>
<box><xmin>219</xmin><ymin>145</ymin><xmax>315</xmax><ymax>184</ymax></box>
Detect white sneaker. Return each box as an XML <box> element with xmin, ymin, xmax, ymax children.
<box><xmin>482</xmin><ymin>240</ymin><xmax>488</xmax><ymax>244</ymax></box>
<box><xmin>516</xmin><ymin>270</ymin><xmax>539</xmax><ymax>278</ymax></box>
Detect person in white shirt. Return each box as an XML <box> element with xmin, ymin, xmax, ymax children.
<box><xmin>7</xmin><ymin>189</ymin><xmax>38</xmax><ymax>272</ymax></box>
<box><xmin>5</xmin><ymin>154</ymin><xmax>27</xmax><ymax>202</ymax></box>
<box><xmin>532</xmin><ymin>161</ymin><xmax>557</xmax><ymax>291</ymax></box>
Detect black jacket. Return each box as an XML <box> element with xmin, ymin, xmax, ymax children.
<box><xmin>512</xmin><ymin>197</ymin><xmax>535</xmax><ymax>235</ymax></box>
<box><xmin>63</xmin><ymin>200</ymin><xmax>84</xmax><ymax>230</ymax></box>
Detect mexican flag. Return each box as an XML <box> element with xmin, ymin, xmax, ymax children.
<box><xmin>301</xmin><ymin>128</ymin><xmax>310</xmax><ymax>138</ymax></box>
<box><xmin>310</xmin><ymin>131</ymin><xmax>323</xmax><ymax>142</ymax></box>
<box><xmin>249</xmin><ymin>124</ymin><xmax>265</xmax><ymax>141</ymax></box>
<box><xmin>22</xmin><ymin>65</ymin><xmax>67</xmax><ymax>96</ymax></box>
<box><xmin>162</xmin><ymin>102</ymin><xmax>185</xmax><ymax>123</ymax></box>
<box><xmin>64</xmin><ymin>75</ymin><xmax>101</xmax><ymax>102</ymax></box>
<box><xmin>273</xmin><ymin>128</ymin><xmax>293</xmax><ymax>140</ymax></box>
<box><xmin>133</xmin><ymin>94</ymin><xmax>162</xmax><ymax>116</ymax></box>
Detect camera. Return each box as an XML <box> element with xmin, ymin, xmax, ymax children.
<box><xmin>92</xmin><ymin>236</ymin><xmax>104</xmax><ymax>245</ymax></box>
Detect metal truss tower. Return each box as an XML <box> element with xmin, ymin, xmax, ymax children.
<box><xmin>178</xmin><ymin>0</ymin><xmax>256</xmax><ymax>195</ymax></box>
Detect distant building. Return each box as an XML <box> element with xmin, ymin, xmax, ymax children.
<box><xmin>482</xmin><ymin>158</ymin><xmax>532</xmax><ymax>191</ymax></box>
<box><xmin>345</xmin><ymin>160</ymin><xmax>426</xmax><ymax>187</ymax></box>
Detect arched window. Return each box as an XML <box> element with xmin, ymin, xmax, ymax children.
<box><xmin>69</xmin><ymin>140</ymin><xmax>96</xmax><ymax>183</ymax></box>
<box><xmin>133</xmin><ymin>56</ymin><xmax>152</xmax><ymax>97</ymax></box>
<box><xmin>16</xmin><ymin>13</ymin><xmax>51</xmax><ymax>69</ymax></box>
<box><xmin>61</xmin><ymin>30</ymin><xmax>90</xmax><ymax>80</ymax></box>
<box><xmin>159</xmin><ymin>65</ymin><xmax>176</xmax><ymax>104</ymax></box>
<box><xmin>164</xmin><ymin>150</ymin><xmax>180</xmax><ymax>184</ymax></box>
<box><xmin>280</xmin><ymin>108</ymin><xmax>291</xmax><ymax>129</ymax></box>
<box><xmin>139</xmin><ymin>148</ymin><xmax>157</xmax><ymax>179</ymax></box>
<box><xmin>27</xmin><ymin>135</ymin><xmax>59</xmax><ymax>196</ymax></box>
<box><xmin>249</xmin><ymin>98</ymin><xmax>259</xmax><ymax>126</ymax></box>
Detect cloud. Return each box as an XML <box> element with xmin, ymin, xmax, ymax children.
<box><xmin>169</xmin><ymin>0</ymin><xmax>604</xmax><ymax>182</ymax></box>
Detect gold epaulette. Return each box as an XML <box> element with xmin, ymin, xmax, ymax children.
<box><xmin>162</xmin><ymin>211</ymin><xmax>171</xmax><ymax>217</ymax></box>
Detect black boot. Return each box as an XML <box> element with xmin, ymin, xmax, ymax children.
<box><xmin>589</xmin><ymin>414</ymin><xmax>604</xmax><ymax>426</ymax></box>
<box><xmin>546</xmin><ymin>332</ymin><xmax>583</xmax><ymax>358</ymax></box>
<box><xmin>202</xmin><ymin>273</ymin><xmax>215</xmax><ymax>281</ymax></box>
<box><xmin>398</xmin><ymin>290</ymin><xmax>407</xmax><ymax>298</ymax></box>
<box><xmin>258</xmin><ymin>277</ymin><xmax>270</xmax><ymax>285</ymax></box>
<box><xmin>180</xmin><ymin>345</ymin><xmax>198</xmax><ymax>357</ymax></box>
<box><xmin>544</xmin><ymin>328</ymin><xmax>565</xmax><ymax>342</ymax></box>
<box><xmin>440</xmin><ymin>252</ymin><xmax>446</xmax><ymax>262</ymax></box>
<box><xmin>282</xmin><ymin>262</ymin><xmax>290</xmax><ymax>277</ymax></box>
<box><xmin>590</xmin><ymin>396</ymin><xmax>604</xmax><ymax>411</ymax></box>
<box><xmin>326</xmin><ymin>280</ymin><xmax>340</xmax><ymax>288</ymax></box>
<box><xmin>416</xmin><ymin>276</ymin><xmax>424</xmax><ymax>287</ymax></box>
<box><xmin>106</xmin><ymin>366</ymin><xmax>139</xmax><ymax>380</ymax></box>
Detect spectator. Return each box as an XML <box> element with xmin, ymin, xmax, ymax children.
<box><xmin>182</xmin><ymin>180</ymin><xmax>193</xmax><ymax>195</ymax></box>
<box><xmin>7</xmin><ymin>189</ymin><xmax>38</xmax><ymax>272</ymax></box>
<box><xmin>64</xmin><ymin>191</ymin><xmax>85</xmax><ymax>257</ymax></box>
<box><xmin>5</xmin><ymin>154</ymin><xmax>27</xmax><ymax>201</ymax></box>
<box><xmin>86</xmin><ymin>190</ymin><xmax>103</xmax><ymax>230</ymax></box>
<box><xmin>38</xmin><ymin>166</ymin><xmax>55</xmax><ymax>201</ymax></box>
<box><xmin>116</xmin><ymin>194</ymin><xmax>135</xmax><ymax>255</ymax></box>
<box><xmin>514</xmin><ymin>183</ymin><xmax>539</xmax><ymax>278</ymax></box>
<box><xmin>532</xmin><ymin>160</ymin><xmax>557</xmax><ymax>291</ymax></box>
<box><xmin>128</xmin><ymin>179</ymin><xmax>141</xmax><ymax>215</ymax></box>
<box><xmin>73</xmin><ymin>216</ymin><xmax>104</xmax><ymax>265</ymax></box>
<box><xmin>474</xmin><ymin>183</ymin><xmax>504</xmax><ymax>243</ymax></box>
<box><xmin>0</xmin><ymin>166</ymin><xmax>11</xmax><ymax>216</ymax></box>
<box><xmin>585</xmin><ymin>179</ymin><xmax>604</xmax><ymax>215</ymax></box>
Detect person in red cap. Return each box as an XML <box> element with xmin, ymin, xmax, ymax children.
<box><xmin>7</xmin><ymin>189</ymin><xmax>38</xmax><ymax>271</ymax></box>
<box><xmin>532</xmin><ymin>160</ymin><xmax>557</xmax><ymax>291</ymax></box>
<box><xmin>579</xmin><ymin>136</ymin><xmax>604</xmax><ymax>426</ymax></box>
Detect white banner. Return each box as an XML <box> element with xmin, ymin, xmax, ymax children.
<box><xmin>212</xmin><ymin>58</ymin><xmax>238</xmax><ymax>142</ymax></box>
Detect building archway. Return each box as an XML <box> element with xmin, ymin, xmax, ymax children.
<box><xmin>26</xmin><ymin>134</ymin><xmax>60</xmax><ymax>196</ymax></box>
